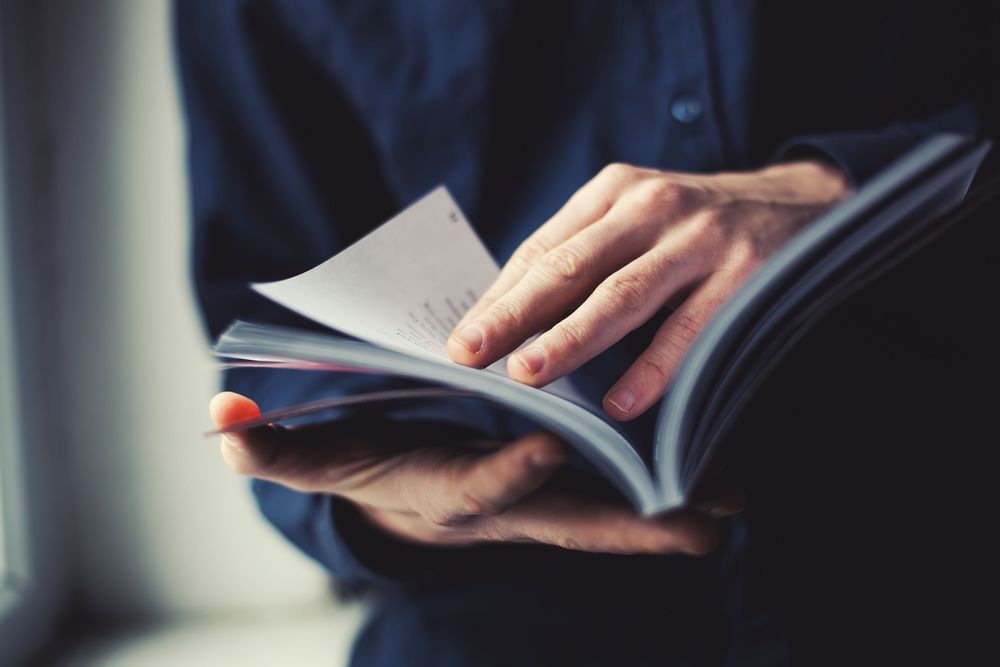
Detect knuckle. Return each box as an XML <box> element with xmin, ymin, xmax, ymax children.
<box><xmin>643</xmin><ymin>250</ymin><xmax>681</xmax><ymax>279</ymax></box>
<box><xmin>554</xmin><ymin>530</ymin><xmax>584</xmax><ymax>551</ymax></box>
<box><xmin>726</xmin><ymin>236</ymin><xmax>765</xmax><ymax>274</ymax></box>
<box><xmin>632</xmin><ymin>179</ymin><xmax>690</xmax><ymax>218</ymax></box>
<box><xmin>691</xmin><ymin>208</ymin><xmax>723</xmax><ymax>236</ymax></box>
<box><xmin>473</xmin><ymin>517</ymin><xmax>521</xmax><ymax>542</ymax></box>
<box><xmin>221</xmin><ymin>439</ymin><xmax>277</xmax><ymax>479</ymax></box>
<box><xmin>666</xmin><ymin>310</ymin><xmax>703</xmax><ymax>347</ymax></box>
<box><xmin>637</xmin><ymin>346</ymin><xmax>680</xmax><ymax>386</ymax></box>
<box><xmin>630</xmin><ymin>310</ymin><xmax>708</xmax><ymax>392</ymax></box>
<box><xmin>457</xmin><ymin>489</ymin><xmax>501</xmax><ymax>517</ymax></box>
<box><xmin>687</xmin><ymin>209</ymin><xmax>728</xmax><ymax>251</ymax></box>
<box><xmin>422</xmin><ymin>502</ymin><xmax>472</xmax><ymax>529</ymax></box>
<box><xmin>511</xmin><ymin>236</ymin><xmax>552</xmax><ymax>272</ymax></box>
<box><xmin>550</xmin><ymin>318</ymin><xmax>589</xmax><ymax>355</ymax></box>
<box><xmin>601</xmin><ymin>272</ymin><xmax>652</xmax><ymax>316</ymax></box>
<box><xmin>599</xmin><ymin>162</ymin><xmax>637</xmax><ymax>186</ymax></box>
<box><xmin>487</xmin><ymin>298</ymin><xmax>526</xmax><ymax>331</ymax></box>
<box><xmin>539</xmin><ymin>244</ymin><xmax>590</xmax><ymax>283</ymax></box>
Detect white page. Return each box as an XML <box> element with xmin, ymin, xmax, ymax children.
<box><xmin>252</xmin><ymin>186</ymin><xmax>594</xmax><ymax>408</ymax></box>
<box><xmin>254</xmin><ymin>187</ymin><xmax>498</xmax><ymax>362</ymax></box>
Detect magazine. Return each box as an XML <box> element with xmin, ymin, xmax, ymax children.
<box><xmin>213</xmin><ymin>134</ymin><xmax>990</xmax><ymax>514</ymax></box>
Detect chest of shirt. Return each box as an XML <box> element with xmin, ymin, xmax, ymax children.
<box><xmin>272</xmin><ymin>0</ymin><xmax>752</xmax><ymax>259</ymax></box>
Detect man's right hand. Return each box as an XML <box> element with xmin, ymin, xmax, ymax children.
<box><xmin>210</xmin><ymin>391</ymin><xmax>743</xmax><ymax>555</ymax></box>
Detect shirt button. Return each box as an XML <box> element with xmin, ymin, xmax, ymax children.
<box><xmin>670</xmin><ymin>96</ymin><xmax>703</xmax><ymax>124</ymax></box>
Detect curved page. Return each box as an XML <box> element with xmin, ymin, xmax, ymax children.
<box><xmin>216</xmin><ymin>321</ymin><xmax>658</xmax><ymax>512</ymax></box>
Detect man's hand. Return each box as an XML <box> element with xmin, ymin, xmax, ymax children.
<box><xmin>210</xmin><ymin>392</ymin><xmax>743</xmax><ymax>555</ymax></box>
<box><xmin>447</xmin><ymin>161</ymin><xmax>853</xmax><ymax>419</ymax></box>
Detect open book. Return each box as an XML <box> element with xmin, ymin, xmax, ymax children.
<box><xmin>214</xmin><ymin>135</ymin><xmax>990</xmax><ymax>515</ymax></box>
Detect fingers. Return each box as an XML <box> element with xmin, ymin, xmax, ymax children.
<box><xmin>603</xmin><ymin>269</ymin><xmax>743</xmax><ymax>420</ymax></box>
<box><xmin>395</xmin><ymin>431</ymin><xmax>723</xmax><ymax>556</ymax></box>
<box><xmin>446</xmin><ymin>431</ymin><xmax>573</xmax><ymax>516</ymax></box>
<box><xmin>471</xmin><ymin>454</ymin><xmax>742</xmax><ymax>555</ymax></box>
<box><xmin>209</xmin><ymin>392</ymin><xmax>728</xmax><ymax>557</ymax></box>
<box><xmin>452</xmin><ymin>163</ymin><xmax>644</xmax><ymax>332</ymax></box>
<box><xmin>449</xmin><ymin>220</ymin><xmax>659</xmax><ymax>368</ymax></box>
<box><xmin>210</xmin><ymin>391</ymin><xmax>383</xmax><ymax>491</ymax></box>
<box><xmin>504</xmin><ymin>240</ymin><xmax>707</xmax><ymax>386</ymax></box>
<box><xmin>342</xmin><ymin>431</ymin><xmax>575</xmax><ymax>540</ymax></box>
<box><xmin>449</xmin><ymin>176</ymin><xmax>703</xmax><ymax>370</ymax></box>
<box><xmin>210</xmin><ymin>392</ymin><xmax>281</xmax><ymax>476</ymax></box>
<box><xmin>484</xmin><ymin>499</ymin><xmax>721</xmax><ymax>555</ymax></box>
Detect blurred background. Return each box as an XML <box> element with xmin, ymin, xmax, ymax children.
<box><xmin>0</xmin><ymin>1</ymin><xmax>365</xmax><ymax>664</ymax></box>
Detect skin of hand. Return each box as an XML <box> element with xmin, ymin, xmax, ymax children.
<box><xmin>210</xmin><ymin>391</ymin><xmax>744</xmax><ymax>555</ymax></box>
<box><xmin>447</xmin><ymin>160</ymin><xmax>854</xmax><ymax>420</ymax></box>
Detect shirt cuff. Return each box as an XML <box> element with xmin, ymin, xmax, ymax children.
<box><xmin>773</xmin><ymin>102</ymin><xmax>982</xmax><ymax>186</ymax></box>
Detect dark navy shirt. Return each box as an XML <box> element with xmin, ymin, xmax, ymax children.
<box><xmin>174</xmin><ymin>2</ymin><xmax>996</xmax><ymax>665</ymax></box>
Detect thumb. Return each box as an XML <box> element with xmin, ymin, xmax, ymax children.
<box><xmin>451</xmin><ymin>431</ymin><xmax>573</xmax><ymax>516</ymax></box>
<box><xmin>210</xmin><ymin>392</ymin><xmax>281</xmax><ymax>476</ymax></box>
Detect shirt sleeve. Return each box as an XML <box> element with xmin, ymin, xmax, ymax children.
<box><xmin>774</xmin><ymin>102</ymin><xmax>987</xmax><ymax>186</ymax></box>
<box><xmin>174</xmin><ymin>1</ymin><xmax>528</xmax><ymax>588</ymax></box>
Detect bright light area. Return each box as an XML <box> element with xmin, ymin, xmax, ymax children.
<box><xmin>0</xmin><ymin>254</ymin><xmax>8</xmax><ymax>588</ymax></box>
<box><xmin>56</xmin><ymin>601</ymin><xmax>368</xmax><ymax>667</ymax></box>
<box><xmin>44</xmin><ymin>0</ymin><xmax>336</xmax><ymax>620</ymax></box>
<box><xmin>1</xmin><ymin>1</ymin><xmax>369</xmax><ymax>661</ymax></box>
<box><xmin>0</xmin><ymin>61</ymin><xmax>13</xmax><ymax>592</ymax></box>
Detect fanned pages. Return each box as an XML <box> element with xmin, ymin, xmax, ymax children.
<box><xmin>215</xmin><ymin>319</ymin><xmax>659</xmax><ymax>510</ymax></box>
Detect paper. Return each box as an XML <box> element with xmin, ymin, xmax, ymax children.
<box><xmin>252</xmin><ymin>186</ymin><xmax>593</xmax><ymax>407</ymax></box>
<box><xmin>253</xmin><ymin>187</ymin><xmax>498</xmax><ymax>362</ymax></box>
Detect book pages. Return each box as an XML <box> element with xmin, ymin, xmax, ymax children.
<box><xmin>252</xmin><ymin>186</ymin><xmax>593</xmax><ymax>408</ymax></box>
<box><xmin>254</xmin><ymin>187</ymin><xmax>497</xmax><ymax>362</ymax></box>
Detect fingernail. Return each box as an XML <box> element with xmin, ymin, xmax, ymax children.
<box><xmin>606</xmin><ymin>386</ymin><xmax>635</xmax><ymax>414</ymax></box>
<box><xmin>514</xmin><ymin>347</ymin><xmax>546</xmax><ymax>375</ymax></box>
<box><xmin>453</xmin><ymin>328</ymin><xmax>484</xmax><ymax>354</ymax></box>
<box><xmin>222</xmin><ymin>431</ymin><xmax>241</xmax><ymax>449</ymax></box>
<box><xmin>710</xmin><ymin>507</ymin><xmax>730</xmax><ymax>519</ymax></box>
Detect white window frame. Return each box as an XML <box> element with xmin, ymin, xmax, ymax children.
<box><xmin>0</xmin><ymin>71</ymin><xmax>29</xmax><ymax>620</ymax></box>
<box><xmin>0</xmin><ymin>3</ymin><xmax>69</xmax><ymax>663</ymax></box>
<box><xmin>0</xmin><ymin>0</ymin><xmax>32</xmax><ymax>642</ymax></box>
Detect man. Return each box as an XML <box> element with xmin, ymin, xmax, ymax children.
<box><xmin>176</xmin><ymin>2</ymin><xmax>996</xmax><ymax>664</ymax></box>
